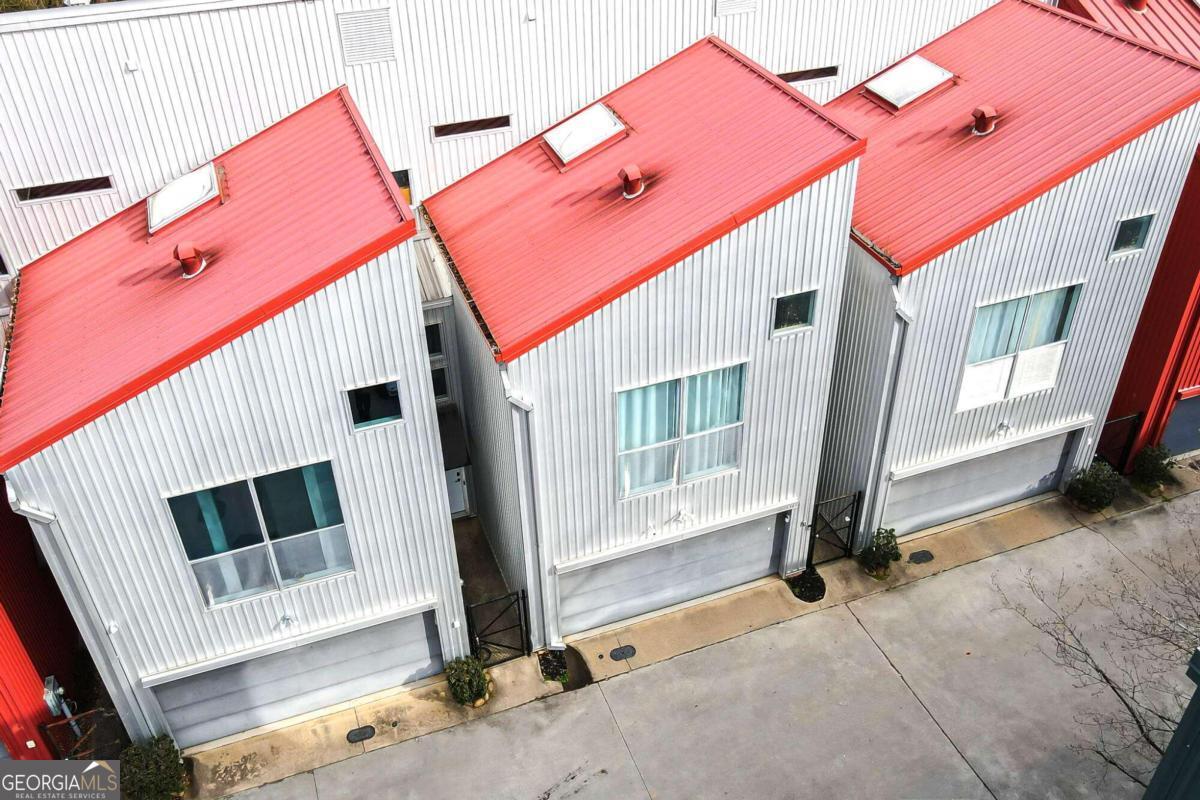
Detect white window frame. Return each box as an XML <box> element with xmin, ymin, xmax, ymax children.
<box><xmin>615</xmin><ymin>363</ymin><xmax>749</xmax><ymax>500</ymax></box>
<box><xmin>955</xmin><ymin>283</ymin><xmax>1083</xmax><ymax>413</ymax></box>
<box><xmin>1108</xmin><ymin>211</ymin><xmax>1156</xmax><ymax>260</ymax></box>
<box><xmin>12</xmin><ymin>176</ymin><xmax>117</xmax><ymax>206</ymax></box>
<box><xmin>769</xmin><ymin>288</ymin><xmax>818</xmax><ymax>338</ymax></box>
<box><xmin>164</xmin><ymin>459</ymin><xmax>356</xmax><ymax>609</ymax></box>
<box><xmin>343</xmin><ymin>377</ymin><xmax>407</xmax><ymax>434</ymax></box>
<box><xmin>425</xmin><ymin>322</ymin><xmax>452</xmax><ymax>404</ymax></box>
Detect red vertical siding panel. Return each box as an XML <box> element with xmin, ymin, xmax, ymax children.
<box><xmin>0</xmin><ymin>485</ymin><xmax>80</xmax><ymax>759</ymax></box>
<box><xmin>1108</xmin><ymin>148</ymin><xmax>1200</xmax><ymax>456</ymax></box>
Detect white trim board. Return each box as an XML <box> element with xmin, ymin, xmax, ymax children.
<box><xmin>553</xmin><ymin>501</ymin><xmax>794</xmax><ymax>575</ymax></box>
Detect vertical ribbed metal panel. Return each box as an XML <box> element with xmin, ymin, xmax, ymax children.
<box><xmin>505</xmin><ymin>162</ymin><xmax>858</xmax><ymax>580</ymax></box>
<box><xmin>873</xmin><ymin>107</ymin><xmax>1200</xmax><ymax>497</ymax></box>
<box><xmin>450</xmin><ymin>288</ymin><xmax>527</xmax><ymax>595</ymax></box>
<box><xmin>815</xmin><ymin>243</ymin><xmax>897</xmax><ymax>504</ymax></box>
<box><xmin>3</xmin><ymin>244</ymin><xmax>468</xmax><ymax>722</ymax></box>
<box><xmin>0</xmin><ymin>0</ymin><xmax>996</xmax><ymax>267</ymax></box>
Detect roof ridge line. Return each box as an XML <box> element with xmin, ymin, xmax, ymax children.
<box><xmin>1013</xmin><ymin>0</ymin><xmax>1200</xmax><ymax>70</ymax></box>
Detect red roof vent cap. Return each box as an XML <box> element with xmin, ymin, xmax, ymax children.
<box><xmin>972</xmin><ymin>105</ymin><xmax>999</xmax><ymax>136</ymax></box>
<box><xmin>619</xmin><ymin>164</ymin><xmax>645</xmax><ymax>199</ymax></box>
<box><xmin>1126</xmin><ymin>0</ymin><xmax>1149</xmax><ymax>11</ymax></box>
<box><xmin>174</xmin><ymin>242</ymin><xmax>208</xmax><ymax>280</ymax></box>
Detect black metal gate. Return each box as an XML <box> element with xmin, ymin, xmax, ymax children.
<box><xmin>809</xmin><ymin>492</ymin><xmax>860</xmax><ymax>566</ymax></box>
<box><xmin>1096</xmin><ymin>413</ymin><xmax>1142</xmax><ymax>471</ymax></box>
<box><xmin>465</xmin><ymin>590</ymin><xmax>530</xmax><ymax>666</ymax></box>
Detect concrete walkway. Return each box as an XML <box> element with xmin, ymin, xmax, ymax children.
<box><xmin>232</xmin><ymin>478</ymin><xmax>1199</xmax><ymax>799</ymax></box>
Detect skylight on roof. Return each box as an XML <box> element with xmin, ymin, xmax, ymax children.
<box><xmin>544</xmin><ymin>103</ymin><xmax>625</xmax><ymax>164</ymax></box>
<box><xmin>147</xmin><ymin>163</ymin><xmax>219</xmax><ymax>233</ymax></box>
<box><xmin>865</xmin><ymin>55</ymin><xmax>953</xmax><ymax>109</ymax></box>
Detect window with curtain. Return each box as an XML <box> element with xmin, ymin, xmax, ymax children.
<box><xmin>617</xmin><ymin>365</ymin><xmax>746</xmax><ymax>497</ymax></box>
<box><xmin>958</xmin><ymin>285</ymin><xmax>1081</xmax><ymax>411</ymax></box>
<box><xmin>167</xmin><ymin>461</ymin><xmax>353</xmax><ymax>606</ymax></box>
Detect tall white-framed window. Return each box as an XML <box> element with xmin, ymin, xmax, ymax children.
<box><xmin>166</xmin><ymin>461</ymin><xmax>353</xmax><ymax>607</ymax></box>
<box><xmin>957</xmin><ymin>284</ymin><xmax>1082</xmax><ymax>412</ymax></box>
<box><xmin>617</xmin><ymin>364</ymin><xmax>746</xmax><ymax>498</ymax></box>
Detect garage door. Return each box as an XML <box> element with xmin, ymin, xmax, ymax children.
<box><xmin>883</xmin><ymin>432</ymin><xmax>1073</xmax><ymax>536</ymax></box>
<box><xmin>154</xmin><ymin>610</ymin><xmax>442</xmax><ymax>748</ymax></box>
<box><xmin>1164</xmin><ymin>396</ymin><xmax>1200</xmax><ymax>457</ymax></box>
<box><xmin>557</xmin><ymin>514</ymin><xmax>784</xmax><ymax>637</ymax></box>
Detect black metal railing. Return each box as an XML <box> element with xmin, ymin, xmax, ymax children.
<box><xmin>809</xmin><ymin>491</ymin><xmax>860</xmax><ymax>566</ymax></box>
<box><xmin>465</xmin><ymin>590</ymin><xmax>530</xmax><ymax>666</ymax></box>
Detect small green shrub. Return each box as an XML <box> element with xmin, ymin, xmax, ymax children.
<box><xmin>857</xmin><ymin>528</ymin><xmax>901</xmax><ymax>577</ymax></box>
<box><xmin>1066</xmin><ymin>460</ymin><xmax>1122</xmax><ymax>512</ymax></box>
<box><xmin>1132</xmin><ymin>444</ymin><xmax>1175</xmax><ymax>488</ymax></box>
<box><xmin>445</xmin><ymin>656</ymin><xmax>488</xmax><ymax>704</ymax></box>
<box><xmin>119</xmin><ymin>735</ymin><xmax>188</xmax><ymax>800</ymax></box>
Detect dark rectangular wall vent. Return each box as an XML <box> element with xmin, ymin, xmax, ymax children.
<box><xmin>778</xmin><ymin>66</ymin><xmax>839</xmax><ymax>84</ymax></box>
<box><xmin>433</xmin><ymin>116</ymin><xmax>511</xmax><ymax>139</ymax></box>
<box><xmin>15</xmin><ymin>177</ymin><xmax>113</xmax><ymax>202</ymax></box>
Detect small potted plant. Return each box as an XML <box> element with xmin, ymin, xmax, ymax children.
<box><xmin>857</xmin><ymin>527</ymin><xmax>901</xmax><ymax>580</ymax></box>
<box><xmin>446</xmin><ymin>656</ymin><xmax>493</xmax><ymax>708</ymax></box>
<box><xmin>538</xmin><ymin>649</ymin><xmax>570</xmax><ymax>687</ymax></box>
<box><xmin>1066</xmin><ymin>459</ymin><xmax>1122</xmax><ymax>512</ymax></box>
<box><xmin>119</xmin><ymin>734</ymin><xmax>189</xmax><ymax>800</ymax></box>
<box><xmin>1131</xmin><ymin>444</ymin><xmax>1175</xmax><ymax>496</ymax></box>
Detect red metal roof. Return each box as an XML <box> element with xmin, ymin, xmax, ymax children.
<box><xmin>423</xmin><ymin>37</ymin><xmax>864</xmax><ymax>362</ymax></box>
<box><xmin>0</xmin><ymin>87</ymin><xmax>414</xmax><ymax>470</ymax></box>
<box><xmin>1062</xmin><ymin>0</ymin><xmax>1200</xmax><ymax>60</ymax></box>
<box><xmin>826</xmin><ymin>0</ymin><xmax>1200</xmax><ymax>275</ymax></box>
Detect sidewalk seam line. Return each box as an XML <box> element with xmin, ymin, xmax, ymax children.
<box><xmin>846</xmin><ymin>604</ymin><xmax>1000</xmax><ymax>800</ymax></box>
<box><xmin>597</xmin><ymin>683</ymin><xmax>654</xmax><ymax>799</ymax></box>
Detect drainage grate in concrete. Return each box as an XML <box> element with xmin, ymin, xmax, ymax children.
<box><xmin>609</xmin><ymin>645</ymin><xmax>636</xmax><ymax>661</ymax></box>
<box><xmin>908</xmin><ymin>549</ymin><xmax>935</xmax><ymax>565</ymax></box>
<box><xmin>346</xmin><ymin>725</ymin><xmax>376</xmax><ymax>744</ymax></box>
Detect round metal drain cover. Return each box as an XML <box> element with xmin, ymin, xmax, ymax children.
<box><xmin>610</xmin><ymin>644</ymin><xmax>636</xmax><ymax>661</ymax></box>
<box><xmin>908</xmin><ymin>549</ymin><xmax>935</xmax><ymax>565</ymax></box>
<box><xmin>347</xmin><ymin>725</ymin><xmax>376</xmax><ymax>744</ymax></box>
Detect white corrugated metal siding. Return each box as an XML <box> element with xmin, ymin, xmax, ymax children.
<box><xmin>3</xmin><ymin>244</ymin><xmax>468</xmax><ymax>737</ymax></box>
<box><xmin>0</xmin><ymin>0</ymin><xmax>996</xmax><ymax>268</ymax></box>
<box><xmin>500</xmin><ymin>162</ymin><xmax>858</xmax><ymax>642</ymax></box>
<box><xmin>820</xmin><ymin>104</ymin><xmax>1200</xmax><ymax>541</ymax></box>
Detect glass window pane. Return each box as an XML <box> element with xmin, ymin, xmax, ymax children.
<box><xmin>773</xmin><ymin>291</ymin><xmax>816</xmax><ymax>332</ymax></box>
<box><xmin>425</xmin><ymin>323</ymin><xmax>443</xmax><ymax>356</ymax></box>
<box><xmin>253</xmin><ymin>462</ymin><xmax>345</xmax><ymax>541</ymax></box>
<box><xmin>1020</xmin><ymin>285</ymin><xmax>1080</xmax><ymax>350</ymax></box>
<box><xmin>349</xmin><ymin>381</ymin><xmax>403</xmax><ymax>428</ymax></box>
<box><xmin>617</xmin><ymin>379</ymin><xmax>679</xmax><ymax>452</ymax></box>
<box><xmin>683</xmin><ymin>426</ymin><xmax>742</xmax><ymax>480</ymax></box>
<box><xmin>967</xmin><ymin>297</ymin><xmax>1027</xmax><ymax>364</ymax></box>
<box><xmin>191</xmin><ymin>546</ymin><xmax>275</xmax><ymax>606</ymax></box>
<box><xmin>272</xmin><ymin>526</ymin><xmax>353</xmax><ymax>586</ymax></box>
<box><xmin>431</xmin><ymin>366</ymin><xmax>450</xmax><ymax>399</ymax></box>
<box><xmin>618</xmin><ymin>443</ymin><xmax>677</xmax><ymax>497</ymax></box>
<box><xmin>168</xmin><ymin>482</ymin><xmax>263</xmax><ymax>560</ymax></box>
<box><xmin>685</xmin><ymin>365</ymin><xmax>745</xmax><ymax>434</ymax></box>
<box><xmin>1113</xmin><ymin>215</ymin><xmax>1153</xmax><ymax>254</ymax></box>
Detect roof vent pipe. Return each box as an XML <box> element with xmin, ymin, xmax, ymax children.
<box><xmin>174</xmin><ymin>242</ymin><xmax>207</xmax><ymax>280</ymax></box>
<box><xmin>619</xmin><ymin>164</ymin><xmax>645</xmax><ymax>199</ymax></box>
<box><xmin>1126</xmin><ymin>0</ymin><xmax>1149</xmax><ymax>11</ymax></box>
<box><xmin>972</xmin><ymin>105</ymin><xmax>999</xmax><ymax>136</ymax></box>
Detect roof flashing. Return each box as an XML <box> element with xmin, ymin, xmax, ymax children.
<box><xmin>865</xmin><ymin>55</ymin><xmax>954</xmax><ymax>109</ymax></box>
<box><xmin>147</xmin><ymin>162</ymin><xmax>219</xmax><ymax>234</ymax></box>
<box><xmin>543</xmin><ymin>103</ymin><xmax>626</xmax><ymax>164</ymax></box>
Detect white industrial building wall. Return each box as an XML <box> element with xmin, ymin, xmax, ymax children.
<box><xmin>3</xmin><ymin>244</ymin><xmax>468</xmax><ymax>734</ymax></box>
<box><xmin>815</xmin><ymin>242</ymin><xmax>898</xmax><ymax>506</ymax></box>
<box><xmin>450</xmin><ymin>286</ymin><xmax>527</xmax><ymax>599</ymax></box>
<box><xmin>0</xmin><ymin>0</ymin><xmax>997</xmax><ymax>268</ymax></box>
<box><xmin>506</xmin><ymin>161</ymin><xmax>859</xmax><ymax>581</ymax></box>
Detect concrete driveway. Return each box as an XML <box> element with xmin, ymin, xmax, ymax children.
<box><xmin>235</xmin><ymin>493</ymin><xmax>1199</xmax><ymax>799</ymax></box>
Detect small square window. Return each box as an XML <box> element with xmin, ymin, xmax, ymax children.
<box><xmin>773</xmin><ymin>291</ymin><xmax>816</xmax><ymax>333</ymax></box>
<box><xmin>348</xmin><ymin>381</ymin><xmax>403</xmax><ymax>429</ymax></box>
<box><xmin>425</xmin><ymin>323</ymin><xmax>443</xmax><ymax>356</ymax></box>
<box><xmin>1112</xmin><ymin>214</ymin><xmax>1153</xmax><ymax>256</ymax></box>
